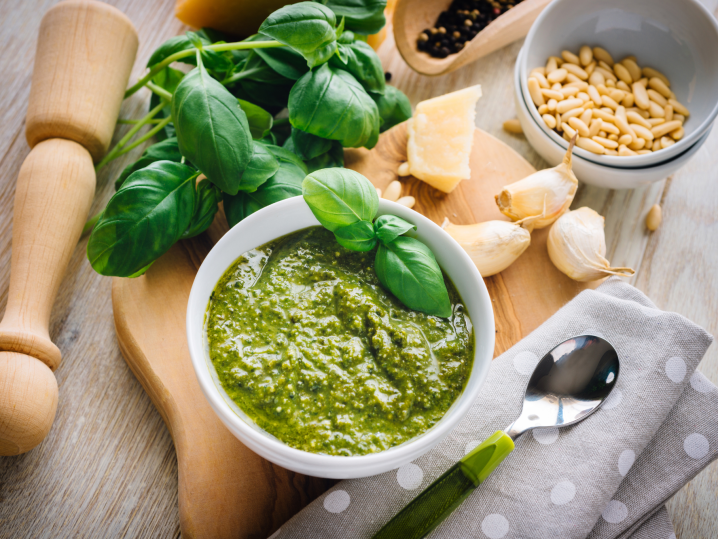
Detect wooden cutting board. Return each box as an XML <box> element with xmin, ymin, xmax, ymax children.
<box><xmin>112</xmin><ymin>123</ymin><xmax>589</xmax><ymax>539</ymax></box>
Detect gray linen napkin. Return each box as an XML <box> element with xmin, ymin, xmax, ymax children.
<box><xmin>271</xmin><ymin>278</ymin><xmax>714</xmax><ymax>539</ymax></box>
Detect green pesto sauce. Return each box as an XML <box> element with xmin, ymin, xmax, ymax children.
<box><xmin>206</xmin><ymin>227</ymin><xmax>474</xmax><ymax>456</ymax></box>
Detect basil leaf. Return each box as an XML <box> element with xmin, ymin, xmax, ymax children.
<box><xmin>259</xmin><ymin>2</ymin><xmax>338</xmax><ymax>68</ymax></box>
<box><xmin>374</xmin><ymin>214</ymin><xmax>416</xmax><ymax>244</ymax></box>
<box><xmin>224</xmin><ymin>151</ymin><xmax>305</xmax><ymax>227</ymax></box>
<box><xmin>115</xmin><ymin>137</ymin><xmax>183</xmax><ymax>190</ymax></box>
<box><xmin>338</xmin><ymin>30</ymin><xmax>355</xmax><ymax>44</ymax></box>
<box><xmin>291</xmin><ymin>127</ymin><xmax>332</xmax><ymax>160</ymax></box>
<box><xmin>239</xmin><ymin>141</ymin><xmax>280</xmax><ymax>192</ymax></box>
<box><xmin>146</xmin><ymin>35</ymin><xmax>205</xmax><ymax>68</ymax></box>
<box><xmin>373</xmin><ymin>85</ymin><xmax>412</xmax><ymax>132</ymax></box>
<box><xmin>182</xmin><ymin>180</ymin><xmax>222</xmax><ymax>239</ymax></box>
<box><xmin>289</xmin><ymin>64</ymin><xmax>380</xmax><ymax>148</ymax></box>
<box><xmin>229</xmin><ymin>52</ymin><xmax>294</xmax><ymax>112</ymax></box>
<box><xmin>248</xmin><ymin>35</ymin><xmax>310</xmax><ymax>80</ymax></box>
<box><xmin>375</xmin><ymin>236</ymin><xmax>452</xmax><ymax>317</ymax></box>
<box><xmin>149</xmin><ymin>67</ymin><xmax>185</xmax><ymax>142</ymax></box>
<box><xmin>302</xmin><ymin>167</ymin><xmax>378</xmax><ymax>231</ymax></box>
<box><xmin>330</xmin><ymin>41</ymin><xmax>385</xmax><ymax>95</ymax></box>
<box><xmin>323</xmin><ymin>0</ymin><xmax>387</xmax><ymax>35</ymax></box>
<box><xmin>305</xmin><ymin>141</ymin><xmax>344</xmax><ymax>172</ymax></box>
<box><xmin>261</xmin><ymin>142</ymin><xmax>309</xmax><ymax>174</ymax></box>
<box><xmin>334</xmin><ymin>220</ymin><xmax>377</xmax><ymax>251</ymax></box>
<box><xmin>172</xmin><ymin>63</ymin><xmax>253</xmax><ymax>195</ymax></box>
<box><xmin>237</xmin><ymin>99</ymin><xmax>273</xmax><ymax>139</ymax></box>
<box><xmin>87</xmin><ymin>161</ymin><xmax>199</xmax><ymax>277</ymax></box>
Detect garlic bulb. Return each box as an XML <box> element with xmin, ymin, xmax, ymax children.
<box><xmin>495</xmin><ymin>136</ymin><xmax>578</xmax><ymax>229</ymax></box>
<box><xmin>548</xmin><ymin>207</ymin><xmax>635</xmax><ymax>282</ymax></box>
<box><xmin>442</xmin><ymin>215</ymin><xmax>540</xmax><ymax>277</ymax></box>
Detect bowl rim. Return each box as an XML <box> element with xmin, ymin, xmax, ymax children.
<box><xmin>514</xmin><ymin>45</ymin><xmax>713</xmax><ymax>173</ymax></box>
<box><xmin>186</xmin><ymin>196</ymin><xmax>495</xmax><ymax>479</ymax></box>
<box><xmin>519</xmin><ymin>0</ymin><xmax>718</xmax><ymax>168</ymax></box>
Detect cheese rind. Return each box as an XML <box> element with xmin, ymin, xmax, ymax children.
<box><xmin>406</xmin><ymin>85</ymin><xmax>482</xmax><ymax>193</ymax></box>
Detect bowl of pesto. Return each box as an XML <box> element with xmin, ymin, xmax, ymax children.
<box><xmin>187</xmin><ymin>196</ymin><xmax>495</xmax><ymax>479</ymax></box>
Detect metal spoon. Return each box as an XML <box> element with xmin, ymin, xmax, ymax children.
<box><xmin>373</xmin><ymin>335</ymin><xmax>620</xmax><ymax>539</ymax></box>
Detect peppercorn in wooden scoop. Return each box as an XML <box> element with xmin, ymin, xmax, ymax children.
<box><xmin>393</xmin><ymin>0</ymin><xmax>550</xmax><ymax>76</ymax></box>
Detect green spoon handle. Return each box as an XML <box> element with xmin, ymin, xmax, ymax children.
<box><xmin>373</xmin><ymin>431</ymin><xmax>515</xmax><ymax>539</ymax></box>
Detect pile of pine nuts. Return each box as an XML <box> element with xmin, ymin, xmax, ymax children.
<box><xmin>528</xmin><ymin>46</ymin><xmax>690</xmax><ymax>156</ymax></box>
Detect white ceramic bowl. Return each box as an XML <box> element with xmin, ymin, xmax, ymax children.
<box><xmin>515</xmin><ymin>46</ymin><xmax>711</xmax><ymax>189</ymax></box>
<box><xmin>519</xmin><ymin>0</ymin><xmax>718</xmax><ymax>168</ymax></box>
<box><xmin>187</xmin><ymin>197</ymin><xmax>495</xmax><ymax>479</ymax></box>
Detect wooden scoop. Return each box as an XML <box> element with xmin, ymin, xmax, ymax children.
<box><xmin>0</xmin><ymin>0</ymin><xmax>138</xmax><ymax>456</ymax></box>
<box><xmin>393</xmin><ymin>0</ymin><xmax>550</xmax><ymax>76</ymax></box>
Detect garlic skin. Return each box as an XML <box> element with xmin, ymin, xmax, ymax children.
<box><xmin>548</xmin><ymin>207</ymin><xmax>635</xmax><ymax>282</ymax></box>
<box><xmin>442</xmin><ymin>216</ymin><xmax>538</xmax><ymax>277</ymax></box>
<box><xmin>495</xmin><ymin>136</ymin><xmax>578</xmax><ymax>229</ymax></box>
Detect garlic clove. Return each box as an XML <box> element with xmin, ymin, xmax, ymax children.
<box><xmin>442</xmin><ymin>218</ymin><xmax>532</xmax><ymax>277</ymax></box>
<box><xmin>495</xmin><ymin>135</ymin><xmax>579</xmax><ymax>229</ymax></box>
<box><xmin>383</xmin><ymin>180</ymin><xmax>402</xmax><ymax>202</ymax></box>
<box><xmin>547</xmin><ymin>207</ymin><xmax>635</xmax><ymax>282</ymax></box>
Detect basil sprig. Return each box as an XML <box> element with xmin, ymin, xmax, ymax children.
<box><xmin>302</xmin><ymin>168</ymin><xmax>452</xmax><ymax>317</ymax></box>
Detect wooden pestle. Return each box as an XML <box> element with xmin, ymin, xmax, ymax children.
<box><xmin>0</xmin><ymin>0</ymin><xmax>138</xmax><ymax>456</ymax></box>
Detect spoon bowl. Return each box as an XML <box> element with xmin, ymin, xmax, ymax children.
<box><xmin>392</xmin><ymin>0</ymin><xmax>551</xmax><ymax>76</ymax></box>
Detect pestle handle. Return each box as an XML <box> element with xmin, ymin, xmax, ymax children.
<box><xmin>0</xmin><ymin>0</ymin><xmax>138</xmax><ymax>455</ymax></box>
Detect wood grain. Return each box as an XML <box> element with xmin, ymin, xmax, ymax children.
<box><xmin>0</xmin><ymin>0</ymin><xmax>713</xmax><ymax>537</ymax></box>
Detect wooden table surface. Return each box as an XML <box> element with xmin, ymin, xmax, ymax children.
<box><xmin>0</xmin><ymin>1</ymin><xmax>716</xmax><ymax>537</ymax></box>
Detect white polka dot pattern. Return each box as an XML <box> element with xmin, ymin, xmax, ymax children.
<box><xmin>323</xmin><ymin>490</ymin><xmax>351</xmax><ymax>513</ymax></box>
<box><xmin>481</xmin><ymin>514</ymin><xmax>509</xmax><ymax>538</ymax></box>
<box><xmin>396</xmin><ymin>463</ymin><xmax>423</xmax><ymax>490</ymax></box>
<box><xmin>683</xmin><ymin>433</ymin><xmax>709</xmax><ymax>459</ymax></box>
<box><xmin>532</xmin><ymin>427</ymin><xmax>559</xmax><ymax>445</ymax></box>
<box><xmin>618</xmin><ymin>450</ymin><xmax>635</xmax><ymax>476</ymax></box>
<box><xmin>513</xmin><ymin>351</ymin><xmax>539</xmax><ymax>375</ymax></box>
<box><xmin>550</xmin><ymin>481</ymin><xmax>576</xmax><ymax>505</ymax></box>
<box><xmin>665</xmin><ymin>357</ymin><xmax>686</xmax><ymax>383</ymax></box>
<box><xmin>602</xmin><ymin>500</ymin><xmax>628</xmax><ymax>523</ymax></box>
<box><xmin>690</xmin><ymin>372</ymin><xmax>713</xmax><ymax>393</ymax></box>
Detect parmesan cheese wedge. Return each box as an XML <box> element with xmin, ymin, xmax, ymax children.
<box><xmin>406</xmin><ymin>85</ymin><xmax>482</xmax><ymax>193</ymax></box>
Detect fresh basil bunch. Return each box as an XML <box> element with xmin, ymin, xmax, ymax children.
<box><xmin>87</xmin><ymin>0</ymin><xmax>411</xmax><ymax>278</ymax></box>
<box><xmin>303</xmin><ymin>168</ymin><xmax>452</xmax><ymax>317</ymax></box>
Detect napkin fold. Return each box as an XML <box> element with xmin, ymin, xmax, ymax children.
<box><xmin>273</xmin><ymin>278</ymin><xmax>715</xmax><ymax>539</ymax></box>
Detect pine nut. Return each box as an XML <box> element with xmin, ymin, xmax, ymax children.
<box><xmin>648</xmin><ymin>101</ymin><xmax>665</xmax><ymax>118</ymax></box>
<box><xmin>580</xmin><ymin>109</ymin><xmax>593</xmax><ymax>126</ymax></box>
<box><xmin>630</xmin><ymin>123</ymin><xmax>655</xmax><ymax>141</ymax></box>
<box><xmin>651</xmin><ymin>120</ymin><xmax>682</xmax><ymax>138</ymax></box>
<box><xmin>588</xmin><ymin>118</ymin><xmax>602</xmax><ymax>137</ymax></box>
<box><xmin>396</xmin><ymin>196</ymin><xmax>415</xmax><ymax>209</ymax></box>
<box><xmin>548</xmin><ymin>98</ymin><xmax>557</xmax><ymax>112</ymax></box>
<box><xmin>608</xmin><ymin>133</ymin><xmax>619</xmax><ymax>142</ymax></box>
<box><xmin>618</xmin><ymin>134</ymin><xmax>633</xmax><ymax>145</ymax></box>
<box><xmin>593</xmin><ymin>47</ymin><xmax>614</xmax><ymax>66</ymax></box>
<box><xmin>538</xmin><ymin>104</ymin><xmax>549</xmax><ymax>115</ymax></box>
<box><xmin>595</xmin><ymin>66</ymin><xmax>617</xmax><ymax>82</ymax></box>
<box><xmin>557</xmin><ymin>86</ymin><xmax>579</xmax><ymax>98</ymax></box>
<box><xmin>673</xmin><ymin>114</ymin><xmax>685</xmax><ymax>124</ymax></box>
<box><xmin>601</xmin><ymin>95</ymin><xmax>619</xmax><ymax>111</ymax></box>
<box><xmin>562</xmin><ymin>50</ymin><xmax>581</xmax><ymax>65</ymax></box>
<box><xmin>645</xmin><ymin>204</ymin><xmax>662</xmax><ymax>231</ymax></box>
<box><xmin>583</xmin><ymin>101</ymin><xmax>595</xmax><ymax>110</ymax></box>
<box><xmin>532</xmin><ymin>72</ymin><xmax>550</xmax><ymax>89</ymax></box>
<box><xmin>561</xmin><ymin>122</ymin><xmax>577</xmax><ymax>139</ymax></box>
<box><xmin>543</xmin><ymin>114</ymin><xmax>557</xmax><ymax>129</ymax></box>
<box><xmin>618</xmin><ymin>145</ymin><xmax>638</xmax><ymax>156</ymax></box>
<box><xmin>632</xmin><ymin>83</ymin><xmax>650</xmax><ymax>110</ymax></box>
<box><xmin>598</xmin><ymin>60</ymin><xmax>613</xmax><ymax>72</ymax></box>
<box><xmin>660</xmin><ymin>136</ymin><xmax>675</xmax><ymax>149</ymax></box>
<box><xmin>528</xmin><ymin>77</ymin><xmax>545</xmax><ymax>106</ymax></box>
<box><xmin>541</xmin><ymin>88</ymin><xmax>564</xmax><ymax>100</ymax></box>
<box><xmin>668</xmin><ymin>99</ymin><xmax>690</xmax><ymax>117</ymax></box>
<box><xmin>568</xmin><ymin>116</ymin><xmax>590</xmax><ymax>136</ymax></box>
<box><xmin>628</xmin><ymin>138</ymin><xmax>646</xmax><ymax>151</ymax></box>
<box><xmin>596</xmin><ymin>84</ymin><xmax>609</xmax><ymax>96</ymax></box>
<box><xmin>622</xmin><ymin>93</ymin><xmax>634</xmax><ymax>108</ymax></box>
<box><xmin>588</xmin><ymin>85</ymin><xmax>602</xmax><ymax>106</ymax></box>
<box><xmin>384</xmin><ymin>180</ymin><xmax>402</xmax><ymax>201</ymax></box>
<box><xmin>629</xmin><ymin>107</ymin><xmax>650</xmax><ymax>119</ymax></box>
<box><xmin>647</xmin><ymin>89</ymin><xmax>667</xmax><ymax>107</ymax></box>
<box><xmin>593</xmin><ymin>136</ymin><xmax>619</xmax><ymax>149</ymax></box>
<box><xmin>604</xmin><ymin>149</ymin><xmax>619</xmax><ymax>156</ymax></box>
<box><xmin>671</xmin><ymin>126</ymin><xmax>684</xmax><ymax>140</ymax></box>
<box><xmin>592</xmin><ymin>109</ymin><xmax>615</xmax><ymax>123</ymax></box>
<box><xmin>585</xmin><ymin>61</ymin><xmax>596</xmax><ymax>76</ymax></box>
<box><xmin>598</xmin><ymin>130</ymin><xmax>607</xmax><ymax>138</ymax></box>
<box><xmin>652</xmin><ymin>139</ymin><xmax>661</xmax><ymax>152</ymax></box>
<box><xmin>614</xmin><ymin>63</ymin><xmax>633</xmax><ymax>85</ymax></box>
<box><xmin>637</xmin><ymin>77</ymin><xmax>648</xmax><ymax>87</ymax></box>
<box><xmin>615</xmin><ymin>105</ymin><xmax>627</xmax><ymax>122</ymax></box>
<box><xmin>615</xmin><ymin>115</ymin><xmax>636</xmax><ymax>139</ymax></box>
<box><xmin>552</xmin><ymin>82</ymin><xmax>563</xmax><ymax>91</ymax></box>
<box><xmin>605</xmin><ymin>78</ymin><xmax>616</xmax><ymax>88</ymax></box>
<box><xmin>557</xmin><ymin>98</ymin><xmax>584</xmax><ymax>113</ymax></box>
<box><xmin>637</xmin><ymin>149</ymin><xmax>653</xmax><ymax>155</ymax></box>
<box><xmin>620</xmin><ymin>58</ymin><xmax>641</xmax><ymax>81</ymax></box>
<box><xmin>547</xmin><ymin>68</ymin><xmax>568</xmax><ymax>83</ymax></box>
<box><xmin>601</xmin><ymin>121</ymin><xmax>619</xmax><ymax>135</ymax></box>
<box><xmin>647</xmin><ymin>118</ymin><xmax>665</xmax><ymax>126</ymax></box>
<box><xmin>588</xmin><ymin>71</ymin><xmax>605</xmax><ymax>86</ymax></box>
<box><xmin>664</xmin><ymin>104</ymin><xmax>673</xmax><ymax>122</ymax></box>
<box><xmin>562</xmin><ymin>107</ymin><xmax>584</xmax><ymax>122</ymax></box>
<box><xmin>564</xmin><ymin>81</ymin><xmax>589</xmax><ymax>90</ymax></box>
<box><xmin>626</xmin><ymin>111</ymin><xmax>652</xmax><ymax>129</ymax></box>
<box><xmin>648</xmin><ymin>77</ymin><xmax>671</xmax><ymax>98</ymax></box>
<box><xmin>579</xmin><ymin>45</ymin><xmax>593</xmax><ymax>66</ymax></box>
<box><xmin>564</xmin><ymin>63</ymin><xmax>588</xmax><ymax>80</ymax></box>
<box><xmin>616</xmin><ymin>81</ymin><xmax>631</xmax><ymax>93</ymax></box>
<box><xmin>577</xmin><ymin>91</ymin><xmax>590</xmax><ymax>102</ymax></box>
<box><xmin>555</xmin><ymin>112</ymin><xmax>562</xmax><ymax>129</ymax></box>
<box><xmin>642</xmin><ymin>67</ymin><xmax>670</xmax><ymax>87</ymax></box>
<box><xmin>546</xmin><ymin>57</ymin><xmax>558</xmax><ymax>73</ymax></box>
<box><xmin>608</xmin><ymin>89</ymin><xmax>626</xmax><ymax>103</ymax></box>
<box><xmin>531</xmin><ymin>67</ymin><xmax>546</xmax><ymax>76</ymax></box>
<box><xmin>566</xmin><ymin>73</ymin><xmax>582</xmax><ymax>84</ymax></box>
<box><xmin>576</xmin><ymin>136</ymin><xmax>605</xmax><ymax>154</ymax></box>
